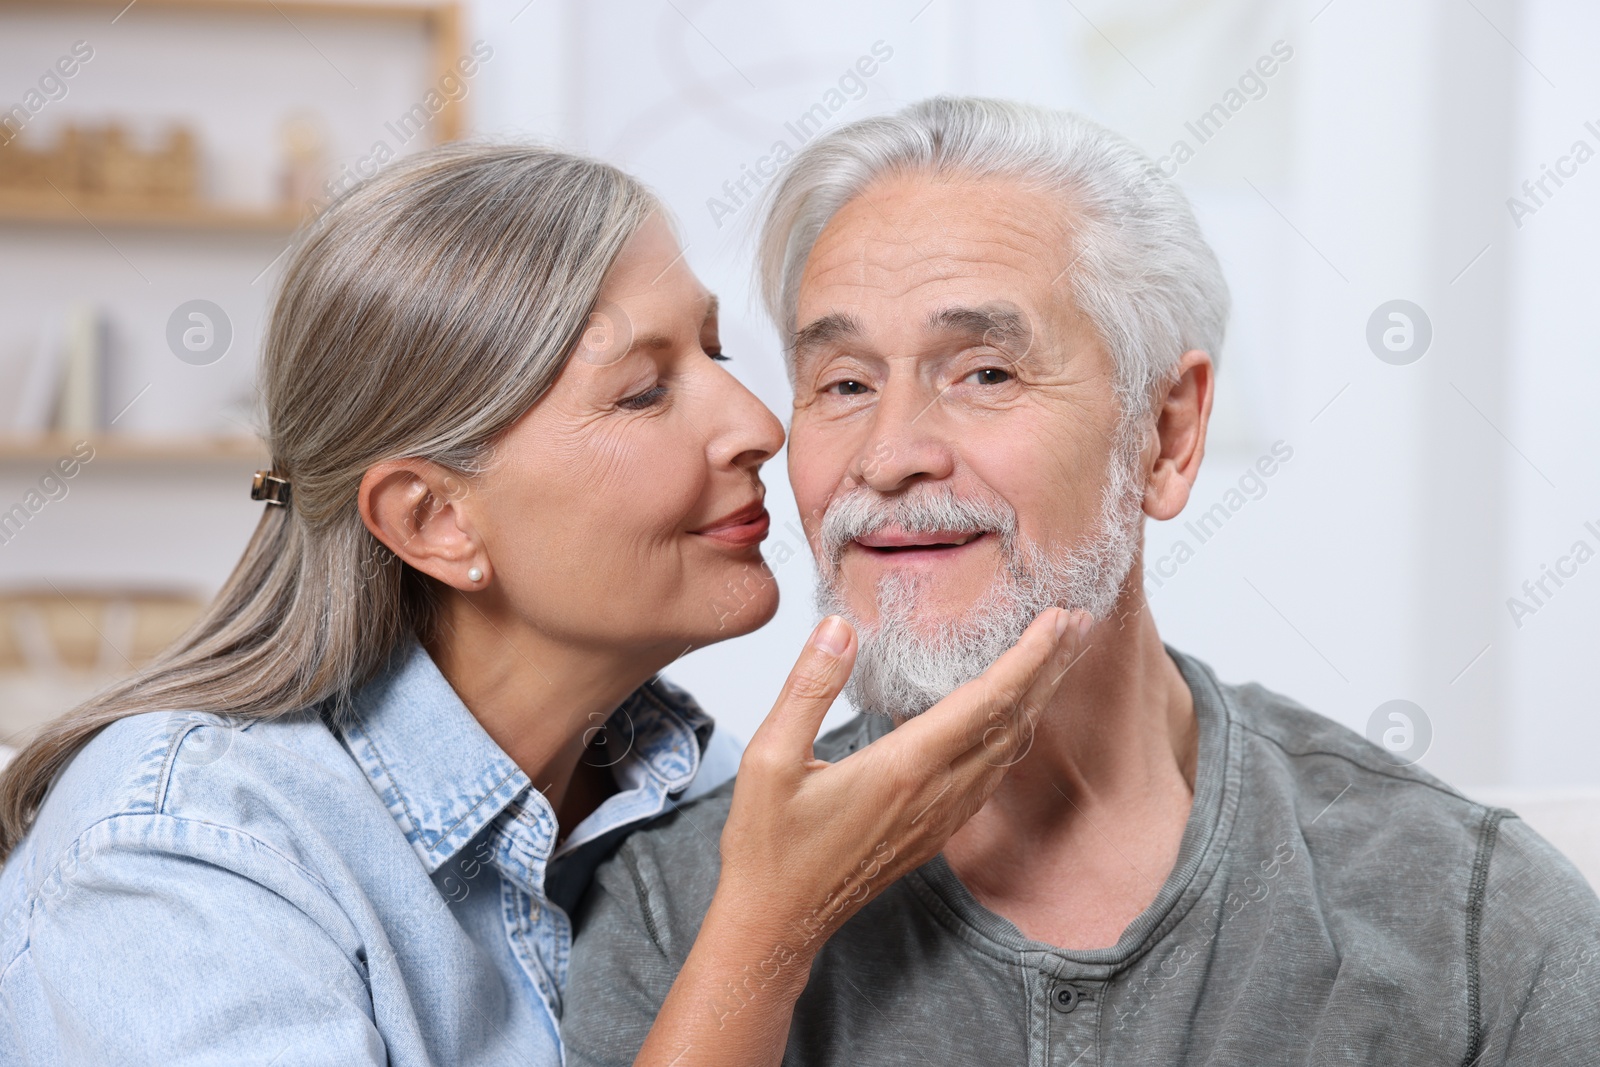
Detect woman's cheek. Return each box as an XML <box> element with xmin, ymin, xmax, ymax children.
<box><xmin>591</xmin><ymin>415</ymin><xmax>707</xmax><ymax>554</ymax></box>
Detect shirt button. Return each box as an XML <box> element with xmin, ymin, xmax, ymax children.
<box><xmin>1052</xmin><ymin>983</ymin><xmax>1081</xmax><ymax>1014</ymax></box>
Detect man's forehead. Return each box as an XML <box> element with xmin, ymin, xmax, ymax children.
<box><xmin>798</xmin><ymin>226</ymin><xmax>1063</xmax><ymax>303</ymax></box>
<box><xmin>793</xmin><ymin>182</ymin><xmax>1072</xmax><ymax>339</ymax></box>
<box><xmin>799</xmin><ymin>172</ymin><xmax>1072</xmax><ymax>276</ymax></box>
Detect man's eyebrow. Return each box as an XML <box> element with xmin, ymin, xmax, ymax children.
<box><xmin>925</xmin><ymin>303</ymin><xmax>1032</xmax><ymax>349</ymax></box>
<box><xmin>790</xmin><ymin>311</ymin><xmax>865</xmax><ymax>355</ymax></box>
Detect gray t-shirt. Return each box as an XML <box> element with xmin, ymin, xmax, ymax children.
<box><xmin>562</xmin><ymin>649</ymin><xmax>1600</xmax><ymax>1064</ymax></box>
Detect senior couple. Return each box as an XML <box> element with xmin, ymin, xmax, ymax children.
<box><xmin>1</xmin><ymin>98</ymin><xmax>1595</xmax><ymax>1065</ymax></box>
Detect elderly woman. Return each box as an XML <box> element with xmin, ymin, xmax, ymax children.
<box><xmin>0</xmin><ymin>143</ymin><xmax>1082</xmax><ymax>1065</ymax></box>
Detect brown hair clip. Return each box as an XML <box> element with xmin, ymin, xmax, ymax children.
<box><xmin>250</xmin><ymin>470</ymin><xmax>292</xmax><ymax>507</ymax></box>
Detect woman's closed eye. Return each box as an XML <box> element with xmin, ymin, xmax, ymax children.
<box><xmin>617</xmin><ymin>344</ymin><xmax>731</xmax><ymax>410</ymax></box>
<box><xmin>619</xmin><ymin>383</ymin><xmax>669</xmax><ymax>410</ymax></box>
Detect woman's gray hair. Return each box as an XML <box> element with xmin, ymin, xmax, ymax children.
<box><xmin>757</xmin><ymin>96</ymin><xmax>1230</xmax><ymax>416</ymax></box>
<box><xmin>0</xmin><ymin>142</ymin><xmax>658</xmax><ymax>857</ymax></box>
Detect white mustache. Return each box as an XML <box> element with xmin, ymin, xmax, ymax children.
<box><xmin>818</xmin><ymin>484</ymin><xmax>1019</xmax><ymax>568</ymax></box>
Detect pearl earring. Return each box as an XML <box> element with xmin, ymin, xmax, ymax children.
<box><xmin>467</xmin><ymin>567</ymin><xmax>483</xmax><ymax>583</ymax></box>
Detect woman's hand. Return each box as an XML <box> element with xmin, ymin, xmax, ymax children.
<box><xmin>636</xmin><ymin>605</ymin><xmax>1091</xmax><ymax>1066</ymax></box>
<box><xmin>717</xmin><ymin>606</ymin><xmax>1089</xmax><ymax>955</ymax></box>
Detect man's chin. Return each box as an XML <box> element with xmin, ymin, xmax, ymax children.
<box><xmin>838</xmin><ymin>605</ymin><xmax>982</xmax><ymax>641</ymax></box>
<box><xmin>832</xmin><ymin>600</ymin><xmax>1030</xmax><ymax>722</ymax></box>
<box><xmin>836</xmin><ymin>570</ymin><xmax>996</xmax><ymax>629</ymax></box>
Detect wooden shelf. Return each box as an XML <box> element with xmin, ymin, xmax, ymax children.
<box><xmin>0</xmin><ymin>0</ymin><xmax>464</xmax><ymax>477</ymax></box>
<box><xmin>0</xmin><ymin>436</ymin><xmax>267</xmax><ymax>463</ymax></box>
<box><xmin>0</xmin><ymin>191</ymin><xmax>306</xmax><ymax>233</ymax></box>
<box><xmin>0</xmin><ymin>0</ymin><xmax>449</xmax><ymax>19</ymax></box>
<box><xmin>0</xmin><ymin>1</ymin><xmax>465</xmax><ymax>143</ymax></box>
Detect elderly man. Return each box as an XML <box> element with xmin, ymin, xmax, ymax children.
<box><xmin>562</xmin><ymin>97</ymin><xmax>1600</xmax><ymax>1064</ymax></box>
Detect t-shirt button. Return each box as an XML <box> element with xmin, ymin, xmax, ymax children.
<box><xmin>1052</xmin><ymin>983</ymin><xmax>1081</xmax><ymax>1013</ymax></box>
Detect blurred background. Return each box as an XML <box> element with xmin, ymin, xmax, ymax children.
<box><xmin>0</xmin><ymin>0</ymin><xmax>1595</xmax><ymax>794</ymax></box>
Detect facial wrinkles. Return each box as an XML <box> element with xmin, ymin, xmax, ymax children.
<box><xmin>803</xmin><ymin>246</ymin><xmax>1040</xmax><ymax>320</ymax></box>
<box><xmin>524</xmin><ymin>355</ymin><xmax>699</xmax><ymax>557</ymax></box>
<box><xmin>803</xmin><ymin>183</ymin><xmax>1065</xmax><ymax>304</ymax></box>
<box><xmin>535</xmin><ymin>382</ymin><xmax>642</xmax><ymax>487</ymax></box>
<box><xmin>797</xmin><ymin>257</ymin><xmax>1082</xmax><ymax>404</ymax></box>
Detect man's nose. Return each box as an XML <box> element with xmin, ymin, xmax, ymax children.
<box><xmin>854</xmin><ymin>380</ymin><xmax>957</xmax><ymax>492</ymax></box>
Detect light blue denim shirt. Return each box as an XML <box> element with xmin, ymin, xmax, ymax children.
<box><xmin>0</xmin><ymin>641</ymin><xmax>737</xmax><ymax>1066</ymax></box>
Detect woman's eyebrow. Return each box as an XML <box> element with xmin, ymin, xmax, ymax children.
<box><xmin>623</xmin><ymin>293</ymin><xmax>722</xmax><ymax>356</ymax></box>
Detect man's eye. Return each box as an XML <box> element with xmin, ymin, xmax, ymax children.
<box><xmin>707</xmin><ymin>349</ymin><xmax>731</xmax><ymax>362</ymax></box>
<box><xmin>829</xmin><ymin>380</ymin><xmax>870</xmax><ymax>396</ymax></box>
<box><xmin>966</xmin><ymin>367</ymin><xmax>1012</xmax><ymax>386</ymax></box>
<box><xmin>619</xmin><ymin>385</ymin><xmax>668</xmax><ymax>410</ymax></box>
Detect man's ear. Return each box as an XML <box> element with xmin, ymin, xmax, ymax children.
<box><xmin>1143</xmin><ymin>349</ymin><xmax>1214</xmax><ymax>522</ymax></box>
<box><xmin>357</xmin><ymin>460</ymin><xmax>488</xmax><ymax>590</ymax></box>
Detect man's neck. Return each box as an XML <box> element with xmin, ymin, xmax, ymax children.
<box><xmin>941</xmin><ymin>579</ymin><xmax>1199</xmax><ymax>951</ymax></box>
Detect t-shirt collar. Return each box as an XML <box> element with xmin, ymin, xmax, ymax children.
<box><xmin>897</xmin><ymin>643</ymin><xmax>1238</xmax><ymax>970</ymax></box>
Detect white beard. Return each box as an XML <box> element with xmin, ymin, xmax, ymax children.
<box><xmin>814</xmin><ymin>423</ymin><xmax>1146</xmax><ymax>721</ymax></box>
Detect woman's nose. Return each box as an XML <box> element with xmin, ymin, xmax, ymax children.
<box><xmin>711</xmin><ymin>372</ymin><xmax>786</xmax><ymax>472</ymax></box>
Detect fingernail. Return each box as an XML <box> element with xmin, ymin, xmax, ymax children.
<box><xmin>813</xmin><ymin>615</ymin><xmax>850</xmax><ymax>656</ymax></box>
<box><xmin>1054</xmin><ymin>608</ymin><xmax>1071</xmax><ymax>640</ymax></box>
<box><xmin>1075</xmin><ymin>612</ymin><xmax>1093</xmax><ymax>640</ymax></box>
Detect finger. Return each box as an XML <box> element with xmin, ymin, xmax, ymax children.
<box><xmin>888</xmin><ymin>606</ymin><xmax>1067</xmax><ymax>766</ymax></box>
<box><xmin>750</xmin><ymin>615</ymin><xmax>857</xmax><ymax>758</ymax></box>
<box><xmin>955</xmin><ymin>608</ymin><xmax>1093</xmax><ymax>775</ymax></box>
<box><xmin>860</xmin><ymin>609</ymin><xmax>1072</xmax><ymax>845</ymax></box>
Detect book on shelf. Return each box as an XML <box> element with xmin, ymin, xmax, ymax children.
<box><xmin>2</xmin><ymin>302</ymin><xmax>106</xmax><ymax>439</ymax></box>
<box><xmin>56</xmin><ymin>303</ymin><xmax>104</xmax><ymax>436</ymax></box>
<box><xmin>11</xmin><ymin>308</ymin><xmax>65</xmax><ymax>434</ymax></box>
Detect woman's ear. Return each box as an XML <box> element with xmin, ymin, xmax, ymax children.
<box><xmin>358</xmin><ymin>460</ymin><xmax>489</xmax><ymax>590</ymax></box>
<box><xmin>1143</xmin><ymin>349</ymin><xmax>1215</xmax><ymax>522</ymax></box>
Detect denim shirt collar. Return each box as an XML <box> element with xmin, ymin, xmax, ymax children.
<box><xmin>338</xmin><ymin>641</ymin><xmax>712</xmax><ymax>879</ymax></box>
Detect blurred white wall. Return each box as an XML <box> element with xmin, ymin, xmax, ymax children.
<box><xmin>2</xmin><ymin>0</ymin><xmax>1594</xmax><ymax>790</ymax></box>
<box><xmin>469</xmin><ymin>0</ymin><xmax>1600</xmax><ymax>792</ymax></box>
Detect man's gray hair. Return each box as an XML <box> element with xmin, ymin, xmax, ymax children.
<box><xmin>757</xmin><ymin>96</ymin><xmax>1231</xmax><ymax>416</ymax></box>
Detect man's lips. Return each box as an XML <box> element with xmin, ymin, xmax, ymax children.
<box><xmin>691</xmin><ymin>501</ymin><xmax>770</xmax><ymax>547</ymax></box>
<box><xmin>853</xmin><ymin>527</ymin><xmax>989</xmax><ymax>551</ymax></box>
